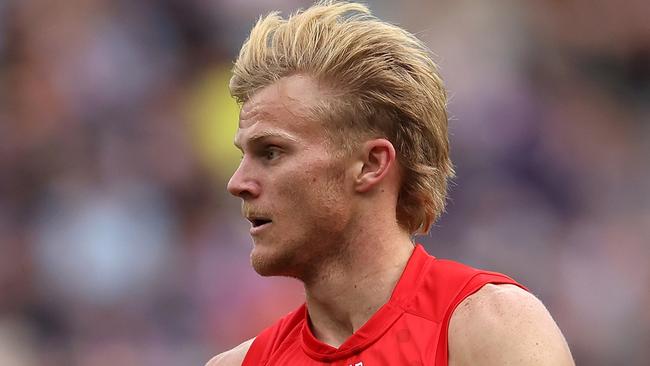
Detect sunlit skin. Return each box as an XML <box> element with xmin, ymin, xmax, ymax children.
<box><xmin>214</xmin><ymin>75</ymin><xmax>575</xmax><ymax>366</ymax></box>
<box><xmin>227</xmin><ymin>74</ymin><xmax>415</xmax><ymax>343</ymax></box>
<box><xmin>227</xmin><ymin>75</ymin><xmax>357</xmax><ymax>282</ymax></box>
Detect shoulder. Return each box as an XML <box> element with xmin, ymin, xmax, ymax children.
<box><xmin>206</xmin><ymin>305</ymin><xmax>305</xmax><ymax>366</ymax></box>
<box><xmin>205</xmin><ymin>338</ymin><xmax>255</xmax><ymax>366</ymax></box>
<box><xmin>448</xmin><ymin>284</ymin><xmax>574</xmax><ymax>366</ymax></box>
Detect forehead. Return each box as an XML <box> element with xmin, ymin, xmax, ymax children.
<box><xmin>235</xmin><ymin>75</ymin><xmax>326</xmax><ymax>145</ymax></box>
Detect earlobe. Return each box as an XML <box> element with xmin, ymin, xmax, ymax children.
<box><xmin>355</xmin><ymin>139</ymin><xmax>396</xmax><ymax>193</ymax></box>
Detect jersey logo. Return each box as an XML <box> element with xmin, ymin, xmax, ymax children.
<box><xmin>348</xmin><ymin>363</ymin><xmax>363</xmax><ymax>366</ymax></box>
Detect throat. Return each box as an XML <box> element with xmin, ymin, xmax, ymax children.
<box><xmin>306</xmin><ymin>314</ymin><xmax>352</xmax><ymax>349</ymax></box>
<box><xmin>303</xmin><ymin>268</ymin><xmax>402</xmax><ymax>348</ymax></box>
<box><xmin>301</xmin><ymin>238</ymin><xmax>415</xmax><ymax>348</ymax></box>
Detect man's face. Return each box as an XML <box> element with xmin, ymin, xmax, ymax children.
<box><xmin>227</xmin><ymin>75</ymin><xmax>354</xmax><ymax>279</ymax></box>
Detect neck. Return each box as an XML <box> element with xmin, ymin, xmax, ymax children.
<box><xmin>303</xmin><ymin>229</ymin><xmax>415</xmax><ymax>348</ymax></box>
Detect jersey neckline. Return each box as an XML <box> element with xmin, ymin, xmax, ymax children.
<box><xmin>300</xmin><ymin>244</ymin><xmax>433</xmax><ymax>361</ymax></box>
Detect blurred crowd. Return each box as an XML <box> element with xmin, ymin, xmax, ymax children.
<box><xmin>0</xmin><ymin>0</ymin><xmax>648</xmax><ymax>365</ymax></box>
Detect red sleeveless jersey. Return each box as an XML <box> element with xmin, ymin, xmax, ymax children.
<box><xmin>242</xmin><ymin>244</ymin><xmax>525</xmax><ymax>365</ymax></box>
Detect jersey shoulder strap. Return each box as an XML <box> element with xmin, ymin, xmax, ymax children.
<box><xmin>433</xmin><ymin>266</ymin><xmax>527</xmax><ymax>365</ymax></box>
<box><xmin>241</xmin><ymin>325</ymin><xmax>274</xmax><ymax>365</ymax></box>
<box><xmin>241</xmin><ymin>305</ymin><xmax>306</xmax><ymax>365</ymax></box>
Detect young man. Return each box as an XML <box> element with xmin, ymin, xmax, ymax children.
<box><xmin>209</xmin><ymin>1</ymin><xmax>574</xmax><ymax>365</ymax></box>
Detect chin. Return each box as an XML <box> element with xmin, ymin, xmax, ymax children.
<box><xmin>250</xmin><ymin>244</ymin><xmax>299</xmax><ymax>278</ymax></box>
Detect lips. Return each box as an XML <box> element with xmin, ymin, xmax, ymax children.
<box><xmin>249</xmin><ymin>218</ymin><xmax>272</xmax><ymax>227</ymax></box>
<box><xmin>246</xmin><ymin>215</ymin><xmax>272</xmax><ymax>235</ymax></box>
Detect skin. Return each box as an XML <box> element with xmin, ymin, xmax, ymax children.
<box><xmin>207</xmin><ymin>75</ymin><xmax>574</xmax><ymax>366</ymax></box>
<box><xmin>448</xmin><ymin>284</ymin><xmax>575</xmax><ymax>366</ymax></box>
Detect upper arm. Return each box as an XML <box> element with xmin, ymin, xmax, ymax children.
<box><xmin>448</xmin><ymin>284</ymin><xmax>574</xmax><ymax>366</ymax></box>
<box><xmin>205</xmin><ymin>338</ymin><xmax>255</xmax><ymax>366</ymax></box>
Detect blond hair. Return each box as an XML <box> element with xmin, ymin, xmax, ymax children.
<box><xmin>230</xmin><ymin>1</ymin><xmax>454</xmax><ymax>234</ymax></box>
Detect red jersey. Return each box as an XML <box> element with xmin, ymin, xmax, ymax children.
<box><xmin>242</xmin><ymin>244</ymin><xmax>525</xmax><ymax>365</ymax></box>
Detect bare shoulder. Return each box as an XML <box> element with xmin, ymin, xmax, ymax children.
<box><xmin>205</xmin><ymin>338</ymin><xmax>255</xmax><ymax>366</ymax></box>
<box><xmin>448</xmin><ymin>283</ymin><xmax>574</xmax><ymax>366</ymax></box>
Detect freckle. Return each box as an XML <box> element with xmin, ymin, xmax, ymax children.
<box><xmin>312</xmin><ymin>178</ymin><xmax>316</xmax><ymax>182</ymax></box>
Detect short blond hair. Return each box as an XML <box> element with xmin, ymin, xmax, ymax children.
<box><xmin>230</xmin><ymin>1</ymin><xmax>454</xmax><ymax>234</ymax></box>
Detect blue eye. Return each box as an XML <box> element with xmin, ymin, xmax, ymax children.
<box><xmin>264</xmin><ymin>147</ymin><xmax>281</xmax><ymax>161</ymax></box>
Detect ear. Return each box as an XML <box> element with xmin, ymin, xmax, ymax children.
<box><xmin>354</xmin><ymin>139</ymin><xmax>397</xmax><ymax>193</ymax></box>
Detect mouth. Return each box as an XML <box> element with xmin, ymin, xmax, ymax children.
<box><xmin>247</xmin><ymin>216</ymin><xmax>272</xmax><ymax>234</ymax></box>
<box><xmin>249</xmin><ymin>218</ymin><xmax>272</xmax><ymax>227</ymax></box>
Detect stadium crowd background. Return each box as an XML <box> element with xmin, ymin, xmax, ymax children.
<box><xmin>0</xmin><ymin>0</ymin><xmax>648</xmax><ymax>365</ymax></box>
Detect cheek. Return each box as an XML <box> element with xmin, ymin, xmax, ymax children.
<box><xmin>271</xmin><ymin>156</ymin><xmax>350</xmax><ymax>222</ymax></box>
<box><xmin>297</xmin><ymin>171</ymin><xmax>349</xmax><ymax>222</ymax></box>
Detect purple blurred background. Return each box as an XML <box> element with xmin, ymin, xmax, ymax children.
<box><xmin>0</xmin><ymin>0</ymin><xmax>648</xmax><ymax>365</ymax></box>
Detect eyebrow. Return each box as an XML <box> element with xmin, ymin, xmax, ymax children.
<box><xmin>233</xmin><ymin>131</ymin><xmax>299</xmax><ymax>150</ymax></box>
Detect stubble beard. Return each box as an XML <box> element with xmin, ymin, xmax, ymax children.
<box><xmin>249</xmin><ymin>238</ymin><xmax>300</xmax><ymax>278</ymax></box>
<box><xmin>249</xmin><ymin>237</ymin><xmax>341</xmax><ymax>280</ymax></box>
<box><xmin>250</xmin><ymin>159</ymin><xmax>352</xmax><ymax>280</ymax></box>
<box><xmin>249</xmin><ymin>221</ymin><xmax>351</xmax><ymax>282</ymax></box>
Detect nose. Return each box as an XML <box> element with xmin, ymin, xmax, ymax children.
<box><xmin>227</xmin><ymin>160</ymin><xmax>261</xmax><ymax>200</ymax></box>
